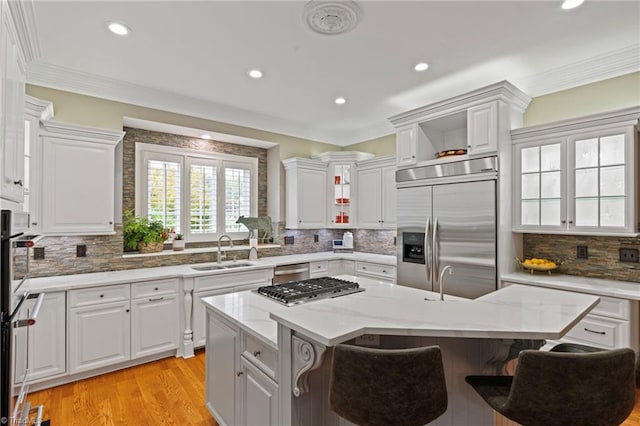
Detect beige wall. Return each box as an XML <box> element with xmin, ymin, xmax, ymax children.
<box><xmin>28</xmin><ymin>72</ymin><xmax>640</xmax><ymax>159</ymax></box>
<box><xmin>25</xmin><ymin>85</ymin><xmax>340</xmax><ymax>159</ymax></box>
<box><xmin>524</xmin><ymin>72</ymin><xmax>640</xmax><ymax>127</ymax></box>
<box><xmin>342</xmin><ymin>134</ymin><xmax>395</xmax><ymax>155</ymax></box>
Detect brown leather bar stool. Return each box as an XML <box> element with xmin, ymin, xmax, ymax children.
<box><xmin>329</xmin><ymin>344</ymin><xmax>448</xmax><ymax>426</ymax></box>
<box><xmin>465</xmin><ymin>348</ymin><xmax>636</xmax><ymax>426</ymax></box>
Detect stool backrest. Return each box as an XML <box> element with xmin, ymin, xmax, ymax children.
<box><xmin>329</xmin><ymin>344</ymin><xmax>447</xmax><ymax>426</ymax></box>
<box><xmin>505</xmin><ymin>348</ymin><xmax>636</xmax><ymax>426</ymax></box>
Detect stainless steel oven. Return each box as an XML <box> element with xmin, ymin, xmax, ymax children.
<box><xmin>1</xmin><ymin>210</ymin><xmax>47</xmax><ymax>425</ymax></box>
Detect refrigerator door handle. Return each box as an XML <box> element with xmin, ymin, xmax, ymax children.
<box><xmin>424</xmin><ymin>217</ymin><xmax>431</xmax><ymax>285</ymax></box>
<box><xmin>432</xmin><ymin>216</ymin><xmax>439</xmax><ymax>290</ymax></box>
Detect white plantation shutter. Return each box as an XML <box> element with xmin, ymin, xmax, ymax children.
<box><xmin>147</xmin><ymin>159</ymin><xmax>181</xmax><ymax>233</ymax></box>
<box><xmin>225</xmin><ymin>166</ymin><xmax>251</xmax><ymax>232</ymax></box>
<box><xmin>190</xmin><ymin>163</ymin><xmax>217</xmax><ymax>234</ymax></box>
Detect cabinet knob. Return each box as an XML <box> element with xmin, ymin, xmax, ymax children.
<box><xmin>31</xmin><ymin>222</ymin><xmax>38</xmax><ymax>226</ymax></box>
<box><xmin>253</xmin><ymin>350</ymin><xmax>261</xmax><ymax>357</ymax></box>
<box><xmin>569</xmin><ymin>220</ymin><xmax>574</xmax><ymax>224</ymax></box>
<box><xmin>125</xmin><ymin>309</ymin><xmax>130</xmax><ymax>313</ymax></box>
<box><xmin>13</xmin><ymin>180</ymin><xmax>23</xmax><ymax>186</ymax></box>
<box><xmin>561</xmin><ymin>220</ymin><xmax>566</xmax><ymax>224</ymax></box>
<box><xmin>298</xmin><ymin>220</ymin><xmax>302</xmax><ymax>223</ymax></box>
<box><xmin>109</xmin><ymin>221</ymin><xmax>113</xmax><ymax>225</ymax></box>
<box><xmin>362</xmin><ymin>266</ymin><xmax>366</xmax><ymax>270</ymax></box>
<box><xmin>236</xmin><ymin>371</ymin><xmax>244</xmax><ymax>377</ymax></box>
<box><xmin>99</xmin><ymin>294</ymin><xmax>104</xmax><ymax>298</ymax></box>
<box><xmin>467</xmin><ymin>145</ymin><xmax>471</xmax><ymax>148</ymax></box>
<box><xmin>382</xmin><ymin>270</ymin><xmax>387</xmax><ymax>273</ymax></box>
<box><xmin>154</xmin><ymin>287</ymin><xmax>159</xmax><ymax>291</ymax></box>
<box><xmin>411</xmin><ymin>155</ymin><xmax>416</xmax><ymax>159</ymax></box>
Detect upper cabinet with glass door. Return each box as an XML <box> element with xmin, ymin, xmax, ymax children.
<box><xmin>512</xmin><ymin>107</ymin><xmax>640</xmax><ymax>236</ymax></box>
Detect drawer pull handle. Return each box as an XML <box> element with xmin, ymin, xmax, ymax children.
<box><xmin>584</xmin><ymin>327</ymin><xmax>606</xmax><ymax>335</ymax></box>
<box><xmin>149</xmin><ymin>297</ymin><xmax>164</xmax><ymax>302</ymax></box>
<box><xmin>237</xmin><ymin>371</ymin><xmax>244</xmax><ymax>377</ymax></box>
<box><xmin>253</xmin><ymin>350</ymin><xmax>261</xmax><ymax>357</ymax></box>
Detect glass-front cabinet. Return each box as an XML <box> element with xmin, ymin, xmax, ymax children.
<box><xmin>329</xmin><ymin>163</ymin><xmax>353</xmax><ymax>227</ymax></box>
<box><xmin>512</xmin><ymin>107</ymin><xmax>639</xmax><ymax>236</ymax></box>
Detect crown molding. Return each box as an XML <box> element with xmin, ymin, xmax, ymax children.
<box><xmin>7</xmin><ymin>0</ymin><xmax>41</xmax><ymax>62</ymax></box>
<box><xmin>40</xmin><ymin>120</ymin><xmax>125</xmax><ymax>144</ymax></box>
<box><xmin>520</xmin><ymin>44</ymin><xmax>640</xmax><ymax>97</ymax></box>
<box><xmin>24</xmin><ymin>95</ymin><xmax>53</xmax><ymax>120</ymax></box>
<box><xmin>26</xmin><ymin>62</ymin><xmax>342</xmax><ymax>145</ymax></box>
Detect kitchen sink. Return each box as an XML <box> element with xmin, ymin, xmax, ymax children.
<box><xmin>223</xmin><ymin>262</ymin><xmax>253</xmax><ymax>268</ymax></box>
<box><xmin>192</xmin><ymin>262</ymin><xmax>254</xmax><ymax>271</ymax></box>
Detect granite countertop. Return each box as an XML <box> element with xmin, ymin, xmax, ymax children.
<box><xmin>501</xmin><ymin>272</ymin><xmax>640</xmax><ymax>301</ymax></box>
<box><xmin>20</xmin><ymin>251</ymin><xmax>396</xmax><ymax>293</ymax></box>
<box><xmin>202</xmin><ymin>275</ymin><xmax>599</xmax><ymax>347</ymax></box>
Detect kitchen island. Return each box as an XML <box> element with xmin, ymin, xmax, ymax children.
<box><xmin>202</xmin><ymin>276</ymin><xmax>599</xmax><ymax>426</ymax></box>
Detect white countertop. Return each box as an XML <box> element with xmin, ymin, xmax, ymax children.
<box><xmin>202</xmin><ymin>275</ymin><xmax>599</xmax><ymax>347</ymax></box>
<box><xmin>20</xmin><ymin>251</ymin><xmax>395</xmax><ymax>293</ymax></box>
<box><xmin>501</xmin><ymin>272</ymin><xmax>640</xmax><ymax>301</ymax></box>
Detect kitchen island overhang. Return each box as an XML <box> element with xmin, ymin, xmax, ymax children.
<box><xmin>202</xmin><ymin>276</ymin><xmax>600</xmax><ymax>426</ymax></box>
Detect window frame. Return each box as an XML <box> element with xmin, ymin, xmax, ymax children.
<box><xmin>135</xmin><ymin>143</ymin><xmax>258</xmax><ymax>242</ymax></box>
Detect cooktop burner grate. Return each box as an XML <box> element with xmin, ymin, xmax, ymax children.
<box><xmin>256</xmin><ymin>277</ymin><xmax>364</xmax><ymax>306</ymax></box>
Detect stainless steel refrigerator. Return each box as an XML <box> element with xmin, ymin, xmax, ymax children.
<box><xmin>396</xmin><ymin>157</ymin><xmax>498</xmax><ymax>299</ymax></box>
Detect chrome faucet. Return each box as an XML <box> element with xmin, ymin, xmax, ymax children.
<box><xmin>217</xmin><ymin>234</ymin><xmax>234</xmax><ymax>264</ymax></box>
<box><xmin>439</xmin><ymin>265</ymin><xmax>454</xmax><ymax>301</ymax></box>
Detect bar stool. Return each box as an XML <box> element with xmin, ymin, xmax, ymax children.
<box><xmin>329</xmin><ymin>344</ymin><xmax>448</xmax><ymax>426</ymax></box>
<box><xmin>550</xmin><ymin>342</ymin><xmax>639</xmax><ymax>386</ymax></box>
<box><xmin>465</xmin><ymin>348</ymin><xmax>636</xmax><ymax>426</ymax></box>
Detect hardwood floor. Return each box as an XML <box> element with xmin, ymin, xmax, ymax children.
<box><xmin>29</xmin><ymin>351</ymin><xmax>640</xmax><ymax>425</ymax></box>
<box><xmin>29</xmin><ymin>350</ymin><xmax>217</xmax><ymax>426</ymax></box>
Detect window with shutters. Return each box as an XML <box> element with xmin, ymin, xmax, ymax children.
<box><xmin>135</xmin><ymin>143</ymin><xmax>257</xmax><ymax>242</ymax></box>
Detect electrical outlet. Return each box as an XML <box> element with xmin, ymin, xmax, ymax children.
<box><xmin>355</xmin><ymin>334</ymin><xmax>380</xmax><ymax>346</ymax></box>
<box><xmin>33</xmin><ymin>247</ymin><xmax>45</xmax><ymax>260</ymax></box>
<box><xmin>313</xmin><ymin>234</ymin><xmax>319</xmax><ymax>243</ymax></box>
<box><xmin>619</xmin><ymin>248</ymin><xmax>639</xmax><ymax>263</ymax></box>
<box><xmin>577</xmin><ymin>245</ymin><xmax>588</xmax><ymax>259</ymax></box>
<box><xmin>77</xmin><ymin>244</ymin><xmax>87</xmax><ymax>257</ymax></box>
<box><xmin>284</xmin><ymin>236</ymin><xmax>294</xmax><ymax>245</ymax></box>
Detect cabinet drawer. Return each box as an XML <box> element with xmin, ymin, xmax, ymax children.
<box><xmin>590</xmin><ymin>296</ymin><xmax>630</xmax><ymax>320</ymax></box>
<box><xmin>242</xmin><ymin>334</ymin><xmax>277</xmax><ymax>380</ymax></box>
<box><xmin>69</xmin><ymin>284</ymin><xmax>130</xmax><ymax>308</ymax></box>
<box><xmin>356</xmin><ymin>262</ymin><xmax>396</xmax><ymax>281</ymax></box>
<box><xmin>194</xmin><ymin>269</ymin><xmax>271</xmax><ymax>292</ymax></box>
<box><xmin>131</xmin><ymin>278</ymin><xmax>179</xmax><ymax>299</ymax></box>
<box><xmin>309</xmin><ymin>261</ymin><xmax>328</xmax><ymax>277</ymax></box>
<box><xmin>565</xmin><ymin>314</ymin><xmax>629</xmax><ymax>349</ymax></box>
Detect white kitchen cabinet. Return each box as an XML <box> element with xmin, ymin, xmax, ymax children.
<box><xmin>355</xmin><ymin>261</ymin><xmax>396</xmax><ymax>284</ymax></box>
<box><xmin>512</xmin><ymin>107</ymin><xmax>639</xmax><ymax>235</ymax></box>
<box><xmin>240</xmin><ymin>356</ymin><xmax>279</xmax><ymax>426</ymax></box>
<box><xmin>131</xmin><ymin>278</ymin><xmax>179</xmax><ymax>359</ymax></box>
<box><xmin>0</xmin><ymin>3</ymin><xmax>26</xmax><ymax>204</ymax></box>
<box><xmin>69</xmin><ymin>299</ymin><xmax>131</xmax><ymax>374</ymax></box>
<box><xmin>206</xmin><ymin>312</ymin><xmax>240</xmax><ymax>426</ymax></box>
<box><xmin>467</xmin><ymin>101</ymin><xmax>498</xmax><ymax>155</ymax></box>
<box><xmin>502</xmin><ymin>279</ymin><xmax>638</xmax><ymax>351</ymax></box>
<box><xmin>193</xmin><ymin>288</ymin><xmax>234</xmax><ymax>348</ymax></box>
<box><xmin>389</xmin><ymin>82</ymin><xmax>530</xmax><ymax>169</ymax></box>
<box><xmin>39</xmin><ymin>121</ymin><xmax>124</xmax><ymax>235</ymax></box>
<box><xmin>356</xmin><ymin>156</ymin><xmax>396</xmax><ymax>229</ymax></box>
<box><xmin>309</xmin><ymin>260</ymin><xmax>329</xmax><ymax>278</ymax></box>
<box><xmin>206</xmin><ymin>308</ymin><xmax>280</xmax><ymax>426</ymax></box>
<box><xmin>282</xmin><ymin>158</ymin><xmax>327</xmax><ymax>229</ymax></box>
<box><xmin>22</xmin><ymin>96</ymin><xmax>53</xmax><ymax>232</ymax></box>
<box><xmin>14</xmin><ymin>292</ymin><xmax>66</xmax><ymax>384</ymax></box>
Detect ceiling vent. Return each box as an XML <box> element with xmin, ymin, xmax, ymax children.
<box><xmin>302</xmin><ymin>1</ymin><xmax>362</xmax><ymax>35</ymax></box>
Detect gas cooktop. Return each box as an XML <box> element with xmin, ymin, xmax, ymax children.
<box><xmin>256</xmin><ymin>277</ymin><xmax>364</xmax><ymax>306</ymax></box>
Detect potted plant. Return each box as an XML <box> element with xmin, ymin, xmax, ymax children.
<box><xmin>122</xmin><ymin>210</ymin><xmax>169</xmax><ymax>253</ymax></box>
<box><xmin>172</xmin><ymin>233</ymin><xmax>185</xmax><ymax>251</ymax></box>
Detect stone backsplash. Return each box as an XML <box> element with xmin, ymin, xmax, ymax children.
<box><xmin>15</xmin><ymin>223</ymin><xmax>397</xmax><ymax>278</ymax></box>
<box><xmin>523</xmin><ymin>233</ymin><xmax>640</xmax><ymax>282</ymax></box>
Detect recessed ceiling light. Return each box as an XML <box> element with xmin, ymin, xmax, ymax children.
<box><xmin>248</xmin><ymin>69</ymin><xmax>263</xmax><ymax>79</ymax></box>
<box><xmin>107</xmin><ymin>21</ymin><xmax>131</xmax><ymax>36</ymax></box>
<box><xmin>201</xmin><ymin>134</ymin><xmax>212</xmax><ymax>140</ymax></box>
<box><xmin>334</xmin><ymin>97</ymin><xmax>347</xmax><ymax>105</ymax></box>
<box><xmin>414</xmin><ymin>62</ymin><xmax>429</xmax><ymax>72</ymax></box>
<box><xmin>561</xmin><ymin>0</ymin><xmax>584</xmax><ymax>10</ymax></box>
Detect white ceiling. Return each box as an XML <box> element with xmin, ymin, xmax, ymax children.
<box><xmin>27</xmin><ymin>1</ymin><xmax>640</xmax><ymax>146</ymax></box>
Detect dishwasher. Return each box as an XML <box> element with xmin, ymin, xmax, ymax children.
<box><xmin>273</xmin><ymin>263</ymin><xmax>310</xmax><ymax>284</ymax></box>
